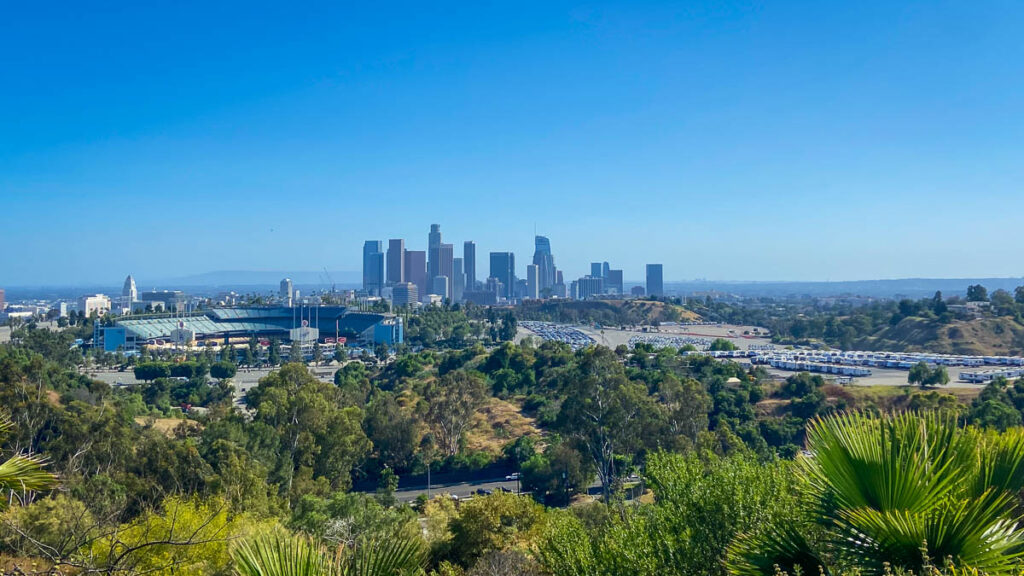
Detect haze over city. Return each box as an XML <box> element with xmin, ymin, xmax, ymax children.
<box><xmin>3</xmin><ymin>2</ymin><xmax>1024</xmax><ymax>285</ymax></box>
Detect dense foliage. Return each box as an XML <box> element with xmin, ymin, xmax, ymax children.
<box><xmin>4</xmin><ymin>318</ymin><xmax>1024</xmax><ymax>575</ymax></box>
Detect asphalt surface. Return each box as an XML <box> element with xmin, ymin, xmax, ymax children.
<box><xmin>391</xmin><ymin>476</ymin><xmax>524</xmax><ymax>502</ymax></box>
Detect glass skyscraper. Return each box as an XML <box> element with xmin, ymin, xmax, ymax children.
<box><xmin>489</xmin><ymin>252</ymin><xmax>516</xmax><ymax>300</ymax></box>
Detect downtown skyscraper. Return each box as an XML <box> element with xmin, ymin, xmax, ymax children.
<box><xmin>362</xmin><ymin>240</ymin><xmax>385</xmax><ymax>296</ymax></box>
<box><xmin>489</xmin><ymin>252</ymin><xmax>515</xmax><ymax>301</ymax></box>
<box><xmin>464</xmin><ymin>241</ymin><xmax>476</xmax><ymax>290</ymax></box>
<box><xmin>532</xmin><ymin>235</ymin><xmax>557</xmax><ymax>296</ymax></box>
<box><xmin>427</xmin><ymin>224</ymin><xmax>442</xmax><ymax>280</ymax></box>
<box><xmin>386</xmin><ymin>239</ymin><xmax>405</xmax><ymax>285</ymax></box>
<box><xmin>646</xmin><ymin>264</ymin><xmax>664</xmax><ymax>297</ymax></box>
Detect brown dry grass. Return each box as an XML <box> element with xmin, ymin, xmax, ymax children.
<box><xmin>135</xmin><ymin>416</ymin><xmax>202</xmax><ymax>437</ymax></box>
<box><xmin>464</xmin><ymin>397</ymin><xmax>542</xmax><ymax>455</ymax></box>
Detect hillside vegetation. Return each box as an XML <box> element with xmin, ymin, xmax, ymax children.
<box><xmin>692</xmin><ymin>283</ymin><xmax>1024</xmax><ymax>356</ymax></box>
<box><xmin>516</xmin><ymin>298</ymin><xmax>699</xmax><ymax>326</ymax></box>
<box><xmin>862</xmin><ymin>316</ymin><xmax>1024</xmax><ymax>355</ymax></box>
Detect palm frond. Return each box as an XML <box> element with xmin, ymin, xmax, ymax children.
<box><xmin>727</xmin><ymin>522</ymin><xmax>827</xmax><ymax>576</ymax></box>
<box><xmin>802</xmin><ymin>412</ymin><xmax>977</xmax><ymax>518</ymax></box>
<box><xmin>341</xmin><ymin>538</ymin><xmax>426</xmax><ymax>576</ymax></box>
<box><xmin>0</xmin><ymin>453</ymin><xmax>58</xmax><ymax>495</ymax></box>
<box><xmin>233</xmin><ymin>534</ymin><xmax>338</xmax><ymax>576</ymax></box>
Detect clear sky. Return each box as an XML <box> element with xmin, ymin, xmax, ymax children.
<box><xmin>2</xmin><ymin>1</ymin><xmax>1023</xmax><ymax>286</ymax></box>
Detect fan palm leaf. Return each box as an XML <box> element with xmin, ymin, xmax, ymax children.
<box><xmin>233</xmin><ymin>534</ymin><xmax>425</xmax><ymax>576</ymax></box>
<box><xmin>234</xmin><ymin>534</ymin><xmax>338</xmax><ymax>576</ymax></box>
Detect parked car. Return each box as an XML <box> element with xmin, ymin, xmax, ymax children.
<box><xmin>505</xmin><ymin>472</ymin><xmax>520</xmax><ymax>481</ymax></box>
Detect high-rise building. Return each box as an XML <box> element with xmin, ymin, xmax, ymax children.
<box><xmin>404</xmin><ymin>251</ymin><xmax>427</xmax><ymax>301</ymax></box>
<box><xmin>0</xmin><ymin>288</ymin><xmax>5</xmax><ymax>311</ymax></box>
<box><xmin>464</xmin><ymin>241</ymin><xmax>477</xmax><ymax>289</ymax></box>
<box><xmin>78</xmin><ymin>294</ymin><xmax>112</xmax><ymax>317</ymax></box>
<box><xmin>526</xmin><ymin>264</ymin><xmax>540</xmax><ymax>299</ymax></box>
<box><xmin>575</xmin><ymin>276</ymin><xmax>605</xmax><ymax>300</ymax></box>
<box><xmin>387</xmin><ymin>239</ymin><xmax>405</xmax><ymax>285</ymax></box>
<box><xmin>120</xmin><ymin>275</ymin><xmax>138</xmax><ymax>312</ymax></box>
<box><xmin>606</xmin><ymin>269</ymin><xmax>624</xmax><ymax>295</ymax></box>
<box><xmin>602</xmin><ymin>262</ymin><xmax>610</xmax><ymax>279</ymax></box>
<box><xmin>489</xmin><ymin>252</ymin><xmax>516</xmax><ymax>300</ymax></box>
<box><xmin>427</xmin><ymin>224</ymin><xmax>442</xmax><ymax>280</ymax></box>
<box><xmin>279</xmin><ymin>278</ymin><xmax>294</xmax><ymax>306</ymax></box>
<box><xmin>431</xmin><ymin>276</ymin><xmax>449</xmax><ymax>300</ymax></box>
<box><xmin>122</xmin><ymin>275</ymin><xmax>138</xmax><ymax>303</ymax></box>
<box><xmin>362</xmin><ymin>241</ymin><xmax>385</xmax><ymax>295</ymax></box>
<box><xmin>646</xmin><ymin>264</ymin><xmax>664</xmax><ymax>297</ymax></box>
<box><xmin>532</xmin><ymin>236</ymin><xmax>556</xmax><ymax>295</ymax></box>
<box><xmin>440</xmin><ymin>243</ymin><xmax>454</xmax><ymax>297</ymax></box>
<box><xmin>452</xmin><ymin>258</ymin><xmax>466</xmax><ymax>303</ymax></box>
<box><xmin>392</xmin><ymin>283</ymin><xmax>418</xmax><ymax>308</ymax></box>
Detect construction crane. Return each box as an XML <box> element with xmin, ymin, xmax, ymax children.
<box><xmin>322</xmin><ymin>267</ymin><xmax>336</xmax><ymax>294</ymax></box>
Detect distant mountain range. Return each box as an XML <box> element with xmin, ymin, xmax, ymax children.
<box><xmin>154</xmin><ymin>270</ymin><xmax>362</xmax><ymax>288</ymax></box>
<box><xmin>667</xmin><ymin>278</ymin><xmax>1024</xmax><ymax>299</ymax></box>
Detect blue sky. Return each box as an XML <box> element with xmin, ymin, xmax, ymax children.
<box><xmin>2</xmin><ymin>1</ymin><xmax>1023</xmax><ymax>285</ymax></box>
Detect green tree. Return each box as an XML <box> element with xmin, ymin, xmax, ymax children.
<box><xmin>268</xmin><ymin>339</ymin><xmax>282</xmax><ymax>366</ymax></box>
<box><xmin>423</xmin><ymin>370</ymin><xmax>488</xmax><ymax>457</ymax></box>
<box><xmin>210</xmin><ymin>361</ymin><xmax>237</xmax><ymax>381</ymax></box>
<box><xmin>708</xmin><ymin>338</ymin><xmax>737</xmax><ymax>352</ymax></box>
<box><xmin>246</xmin><ymin>364</ymin><xmax>372</xmax><ymax>495</ymax></box>
<box><xmin>967</xmin><ymin>284</ymin><xmax>989</xmax><ymax>302</ymax></box>
<box><xmin>556</xmin><ymin>347</ymin><xmax>659</xmax><ymax>501</ymax></box>
<box><xmin>363</xmin><ymin>391</ymin><xmax>419</xmax><ymax>471</ymax></box>
<box><xmin>134</xmin><ymin>362</ymin><xmax>171</xmax><ymax>382</ymax></box>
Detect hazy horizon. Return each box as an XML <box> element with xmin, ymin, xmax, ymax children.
<box><xmin>3</xmin><ymin>2</ymin><xmax>1023</xmax><ymax>285</ymax></box>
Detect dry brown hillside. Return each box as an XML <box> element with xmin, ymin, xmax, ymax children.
<box><xmin>858</xmin><ymin>316</ymin><xmax>1024</xmax><ymax>356</ymax></box>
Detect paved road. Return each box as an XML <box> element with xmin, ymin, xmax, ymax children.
<box><xmin>391</xmin><ymin>476</ymin><xmax>522</xmax><ymax>502</ymax></box>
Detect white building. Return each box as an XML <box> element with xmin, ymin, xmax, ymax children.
<box><xmin>78</xmin><ymin>294</ymin><xmax>112</xmax><ymax>317</ymax></box>
<box><xmin>280</xmin><ymin>278</ymin><xmax>294</xmax><ymax>306</ymax></box>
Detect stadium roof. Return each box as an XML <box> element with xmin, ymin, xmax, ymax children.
<box><xmin>115</xmin><ymin>306</ymin><xmax>385</xmax><ymax>341</ymax></box>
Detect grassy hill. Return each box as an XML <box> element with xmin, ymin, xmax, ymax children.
<box><xmin>516</xmin><ymin>299</ymin><xmax>699</xmax><ymax>326</ymax></box>
<box><xmin>856</xmin><ymin>316</ymin><xmax>1024</xmax><ymax>356</ymax></box>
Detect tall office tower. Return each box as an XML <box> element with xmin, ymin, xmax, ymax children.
<box><xmin>532</xmin><ymin>235</ymin><xmax>556</xmax><ymax>294</ymax></box>
<box><xmin>590</xmin><ymin>262</ymin><xmax>603</xmax><ymax>278</ymax></box>
<box><xmin>526</xmin><ymin>264</ymin><xmax>540</xmax><ymax>299</ymax></box>
<box><xmin>463</xmin><ymin>241</ymin><xmax>477</xmax><ymax>289</ymax></box>
<box><xmin>602</xmin><ymin>262</ymin><xmax>610</xmax><ymax>279</ymax></box>
<box><xmin>555</xmin><ymin>270</ymin><xmax>564</xmax><ymax>285</ymax></box>
<box><xmin>646</xmin><ymin>264</ymin><xmax>664</xmax><ymax>297</ymax></box>
<box><xmin>122</xmin><ymin>274</ymin><xmax>138</xmax><ymax>304</ymax></box>
<box><xmin>431</xmin><ymin>276</ymin><xmax>449</xmax><ymax>300</ymax></box>
<box><xmin>0</xmin><ymin>288</ymin><xmax>5</xmax><ymax>311</ymax></box>
<box><xmin>489</xmin><ymin>252</ymin><xmax>516</xmax><ymax>300</ymax></box>
<box><xmin>387</xmin><ymin>239</ymin><xmax>405</xmax><ymax>285</ymax></box>
<box><xmin>607</xmin><ymin>269</ymin><xmax>624</xmax><ymax>295</ymax></box>
<box><xmin>440</xmin><ymin>243</ymin><xmax>454</xmax><ymax>297</ymax></box>
<box><xmin>404</xmin><ymin>250</ymin><xmax>427</xmax><ymax>301</ymax></box>
<box><xmin>452</xmin><ymin>258</ymin><xmax>466</xmax><ymax>303</ymax></box>
<box><xmin>279</xmin><ymin>278</ymin><xmax>294</xmax><ymax>306</ymax></box>
<box><xmin>393</xmin><ymin>283</ymin><xmax>418</xmax><ymax>308</ymax></box>
<box><xmin>427</xmin><ymin>224</ymin><xmax>442</xmax><ymax>280</ymax></box>
<box><xmin>362</xmin><ymin>240</ymin><xmax>385</xmax><ymax>295</ymax></box>
<box><xmin>576</xmin><ymin>276</ymin><xmax>605</xmax><ymax>300</ymax></box>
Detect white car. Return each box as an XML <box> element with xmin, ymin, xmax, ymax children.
<box><xmin>505</xmin><ymin>473</ymin><xmax>520</xmax><ymax>481</ymax></box>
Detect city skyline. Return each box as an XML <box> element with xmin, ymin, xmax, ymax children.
<box><xmin>3</xmin><ymin>3</ymin><xmax>1024</xmax><ymax>285</ymax></box>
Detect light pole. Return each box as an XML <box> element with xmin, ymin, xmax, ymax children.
<box><xmin>421</xmin><ymin>433</ymin><xmax>436</xmax><ymax>500</ymax></box>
